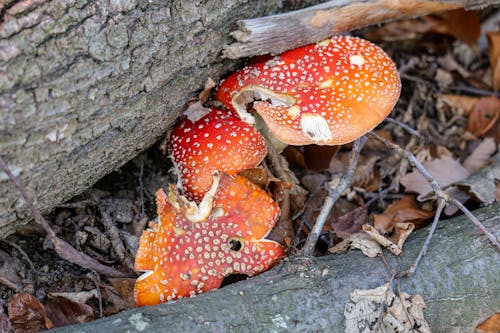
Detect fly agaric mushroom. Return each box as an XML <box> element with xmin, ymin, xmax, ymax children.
<box><xmin>169</xmin><ymin>108</ymin><xmax>267</xmax><ymax>201</ymax></box>
<box><xmin>215</xmin><ymin>35</ymin><xmax>401</xmax><ymax>145</ymax></box>
<box><xmin>134</xmin><ymin>171</ymin><xmax>284</xmax><ymax>306</ymax></box>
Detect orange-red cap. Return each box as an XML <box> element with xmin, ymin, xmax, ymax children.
<box><xmin>216</xmin><ymin>36</ymin><xmax>401</xmax><ymax>145</ymax></box>
<box><xmin>169</xmin><ymin>108</ymin><xmax>267</xmax><ymax>201</ymax></box>
<box><xmin>134</xmin><ymin>172</ymin><xmax>284</xmax><ymax>306</ymax></box>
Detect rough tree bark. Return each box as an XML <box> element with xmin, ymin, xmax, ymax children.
<box><xmin>51</xmin><ymin>203</ymin><xmax>500</xmax><ymax>333</ymax></box>
<box><xmin>0</xmin><ymin>0</ymin><xmax>324</xmax><ymax>237</ymax></box>
<box><xmin>1</xmin><ymin>0</ymin><xmax>499</xmax><ymax>237</ymax></box>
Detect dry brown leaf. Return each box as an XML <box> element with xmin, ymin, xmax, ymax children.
<box><xmin>0</xmin><ymin>249</ymin><xmax>24</xmax><ymax>292</ymax></box>
<box><xmin>48</xmin><ymin>290</ymin><xmax>98</xmax><ymax>304</ymax></box>
<box><xmin>463</xmin><ymin>137</ymin><xmax>497</xmax><ymax>172</ymax></box>
<box><xmin>45</xmin><ymin>297</ymin><xmax>94</xmax><ymax>328</ymax></box>
<box><xmin>237</xmin><ymin>167</ymin><xmax>269</xmax><ymax>188</ymax></box>
<box><xmin>373</xmin><ymin>196</ymin><xmax>434</xmax><ymax>233</ymax></box>
<box><xmin>331</xmin><ymin>206</ymin><xmax>369</xmax><ymax>240</ymax></box>
<box><xmin>487</xmin><ymin>31</ymin><xmax>500</xmax><ymax>91</ymax></box>
<box><xmin>345</xmin><ymin>283</ymin><xmax>430</xmax><ymax>333</ymax></box>
<box><xmin>8</xmin><ymin>292</ymin><xmax>54</xmax><ymax>332</ymax></box>
<box><xmin>362</xmin><ymin>224</ymin><xmax>414</xmax><ymax>256</ymax></box>
<box><xmin>476</xmin><ymin>313</ymin><xmax>500</xmax><ymax>333</ymax></box>
<box><xmin>108</xmin><ymin>278</ymin><xmax>136</xmax><ymax>309</ymax></box>
<box><xmin>268</xmin><ymin>181</ymin><xmax>294</xmax><ymax>246</ymax></box>
<box><xmin>426</xmin><ymin>9</ymin><xmax>480</xmax><ymax>45</ymax></box>
<box><xmin>400</xmin><ymin>155</ymin><xmax>470</xmax><ymax>201</ymax></box>
<box><xmin>440</xmin><ymin>94</ymin><xmax>478</xmax><ymax>114</ymax></box>
<box><xmin>467</xmin><ymin>96</ymin><xmax>500</xmax><ymax>137</ymax></box>
<box><xmin>328</xmin><ymin>233</ymin><xmax>382</xmax><ymax>258</ymax></box>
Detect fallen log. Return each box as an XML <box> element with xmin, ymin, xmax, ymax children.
<box><xmin>52</xmin><ymin>203</ymin><xmax>500</xmax><ymax>332</ymax></box>
<box><xmin>223</xmin><ymin>0</ymin><xmax>500</xmax><ymax>59</ymax></box>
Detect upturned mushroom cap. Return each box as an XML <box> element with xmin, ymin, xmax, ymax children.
<box><xmin>134</xmin><ymin>172</ymin><xmax>284</xmax><ymax>306</ymax></box>
<box><xmin>215</xmin><ymin>35</ymin><xmax>401</xmax><ymax>145</ymax></box>
<box><xmin>169</xmin><ymin>108</ymin><xmax>267</xmax><ymax>201</ymax></box>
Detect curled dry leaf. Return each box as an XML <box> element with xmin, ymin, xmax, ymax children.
<box><xmin>45</xmin><ymin>297</ymin><xmax>94</xmax><ymax>328</ymax></box>
<box><xmin>328</xmin><ymin>233</ymin><xmax>382</xmax><ymax>258</ymax></box>
<box><xmin>400</xmin><ymin>155</ymin><xmax>470</xmax><ymax>201</ymax></box>
<box><xmin>48</xmin><ymin>290</ymin><xmax>98</xmax><ymax>304</ymax></box>
<box><xmin>440</xmin><ymin>94</ymin><xmax>478</xmax><ymax>114</ymax></box>
<box><xmin>0</xmin><ymin>249</ymin><xmax>24</xmax><ymax>292</ymax></box>
<box><xmin>487</xmin><ymin>31</ymin><xmax>500</xmax><ymax>91</ymax></box>
<box><xmin>373</xmin><ymin>196</ymin><xmax>434</xmax><ymax>233</ymax></box>
<box><xmin>362</xmin><ymin>224</ymin><xmax>414</xmax><ymax>256</ymax></box>
<box><xmin>345</xmin><ymin>283</ymin><xmax>430</xmax><ymax>333</ymax></box>
<box><xmin>463</xmin><ymin>137</ymin><xmax>497</xmax><ymax>172</ymax></box>
<box><xmin>467</xmin><ymin>96</ymin><xmax>500</xmax><ymax>137</ymax></box>
<box><xmin>426</xmin><ymin>9</ymin><xmax>480</xmax><ymax>44</ymax></box>
<box><xmin>8</xmin><ymin>292</ymin><xmax>54</xmax><ymax>332</ymax></box>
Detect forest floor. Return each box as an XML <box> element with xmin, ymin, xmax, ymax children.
<box><xmin>1</xmin><ymin>8</ymin><xmax>499</xmax><ymax>332</ymax></box>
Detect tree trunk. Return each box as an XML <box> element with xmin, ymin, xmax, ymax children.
<box><xmin>51</xmin><ymin>203</ymin><xmax>500</xmax><ymax>333</ymax></box>
<box><xmin>0</xmin><ymin>0</ymin><xmax>324</xmax><ymax>237</ymax></box>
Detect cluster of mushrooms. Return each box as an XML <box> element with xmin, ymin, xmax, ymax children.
<box><xmin>134</xmin><ymin>36</ymin><xmax>401</xmax><ymax>306</ymax></box>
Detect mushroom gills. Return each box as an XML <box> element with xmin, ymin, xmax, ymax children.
<box><xmin>300</xmin><ymin>113</ymin><xmax>333</xmax><ymax>142</ymax></box>
<box><xmin>232</xmin><ymin>85</ymin><xmax>296</xmax><ymax>125</ymax></box>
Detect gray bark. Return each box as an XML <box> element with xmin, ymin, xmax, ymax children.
<box><xmin>0</xmin><ymin>0</ymin><xmax>323</xmax><ymax>237</ymax></box>
<box><xmin>52</xmin><ymin>203</ymin><xmax>500</xmax><ymax>333</ymax></box>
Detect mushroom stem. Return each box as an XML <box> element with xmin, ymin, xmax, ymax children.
<box><xmin>302</xmin><ymin>137</ymin><xmax>366</xmax><ymax>256</ymax></box>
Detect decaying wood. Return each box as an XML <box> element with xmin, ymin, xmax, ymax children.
<box><xmin>223</xmin><ymin>0</ymin><xmax>500</xmax><ymax>59</ymax></box>
<box><xmin>0</xmin><ymin>0</ymin><xmax>326</xmax><ymax>238</ymax></box>
<box><xmin>53</xmin><ymin>203</ymin><xmax>500</xmax><ymax>333</ymax></box>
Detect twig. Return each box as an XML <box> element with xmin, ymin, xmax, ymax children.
<box><xmin>0</xmin><ymin>156</ymin><xmax>128</xmax><ymax>278</ymax></box>
<box><xmin>367</xmin><ymin>132</ymin><xmax>500</xmax><ymax>251</ymax></box>
<box><xmin>385</xmin><ymin>116</ymin><xmax>422</xmax><ymax>138</ymax></box>
<box><xmin>399</xmin><ymin>199</ymin><xmax>446</xmax><ymax>277</ymax></box>
<box><xmin>303</xmin><ymin>137</ymin><xmax>366</xmax><ymax>256</ymax></box>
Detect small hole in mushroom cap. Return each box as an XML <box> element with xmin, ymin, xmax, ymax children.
<box><xmin>228</xmin><ymin>237</ymin><xmax>244</xmax><ymax>251</ymax></box>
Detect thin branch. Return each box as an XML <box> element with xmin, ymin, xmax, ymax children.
<box><xmin>385</xmin><ymin>116</ymin><xmax>422</xmax><ymax>138</ymax></box>
<box><xmin>367</xmin><ymin>132</ymin><xmax>500</xmax><ymax>251</ymax></box>
<box><xmin>303</xmin><ymin>136</ymin><xmax>366</xmax><ymax>256</ymax></box>
<box><xmin>0</xmin><ymin>156</ymin><xmax>129</xmax><ymax>278</ymax></box>
<box><xmin>399</xmin><ymin>198</ymin><xmax>446</xmax><ymax>277</ymax></box>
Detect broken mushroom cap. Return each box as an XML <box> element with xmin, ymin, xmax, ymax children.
<box><xmin>169</xmin><ymin>108</ymin><xmax>267</xmax><ymax>201</ymax></box>
<box><xmin>134</xmin><ymin>172</ymin><xmax>284</xmax><ymax>306</ymax></box>
<box><xmin>215</xmin><ymin>35</ymin><xmax>401</xmax><ymax>145</ymax></box>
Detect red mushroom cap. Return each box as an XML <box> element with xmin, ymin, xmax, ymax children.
<box><xmin>134</xmin><ymin>172</ymin><xmax>284</xmax><ymax>306</ymax></box>
<box><xmin>169</xmin><ymin>108</ymin><xmax>267</xmax><ymax>201</ymax></box>
<box><xmin>215</xmin><ymin>35</ymin><xmax>401</xmax><ymax>145</ymax></box>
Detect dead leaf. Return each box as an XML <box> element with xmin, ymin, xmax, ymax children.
<box><xmin>48</xmin><ymin>290</ymin><xmax>98</xmax><ymax>304</ymax></box>
<box><xmin>440</xmin><ymin>94</ymin><xmax>478</xmax><ymax>114</ymax></box>
<box><xmin>352</xmin><ymin>155</ymin><xmax>380</xmax><ymax>192</ymax></box>
<box><xmin>45</xmin><ymin>297</ymin><xmax>94</xmax><ymax>328</ymax></box>
<box><xmin>426</xmin><ymin>9</ymin><xmax>480</xmax><ymax>45</ymax></box>
<box><xmin>8</xmin><ymin>292</ymin><xmax>54</xmax><ymax>332</ymax></box>
<box><xmin>476</xmin><ymin>313</ymin><xmax>500</xmax><ymax>333</ymax></box>
<box><xmin>0</xmin><ymin>249</ymin><xmax>24</xmax><ymax>292</ymax></box>
<box><xmin>463</xmin><ymin>137</ymin><xmax>497</xmax><ymax>172</ymax></box>
<box><xmin>345</xmin><ymin>283</ymin><xmax>431</xmax><ymax>333</ymax></box>
<box><xmin>328</xmin><ymin>233</ymin><xmax>382</xmax><ymax>258</ymax></box>
<box><xmin>331</xmin><ymin>206</ymin><xmax>369</xmax><ymax>240</ymax></box>
<box><xmin>487</xmin><ymin>31</ymin><xmax>500</xmax><ymax>91</ymax></box>
<box><xmin>268</xmin><ymin>181</ymin><xmax>294</xmax><ymax>246</ymax></box>
<box><xmin>457</xmin><ymin>150</ymin><xmax>500</xmax><ymax>205</ymax></box>
<box><xmin>238</xmin><ymin>167</ymin><xmax>269</xmax><ymax>188</ymax></box>
<box><xmin>362</xmin><ymin>224</ymin><xmax>414</xmax><ymax>256</ymax></box>
<box><xmin>373</xmin><ymin>196</ymin><xmax>434</xmax><ymax>233</ymax></box>
<box><xmin>467</xmin><ymin>96</ymin><xmax>500</xmax><ymax>137</ymax></box>
<box><xmin>400</xmin><ymin>155</ymin><xmax>470</xmax><ymax>201</ymax></box>
<box><xmin>108</xmin><ymin>278</ymin><xmax>136</xmax><ymax>309</ymax></box>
